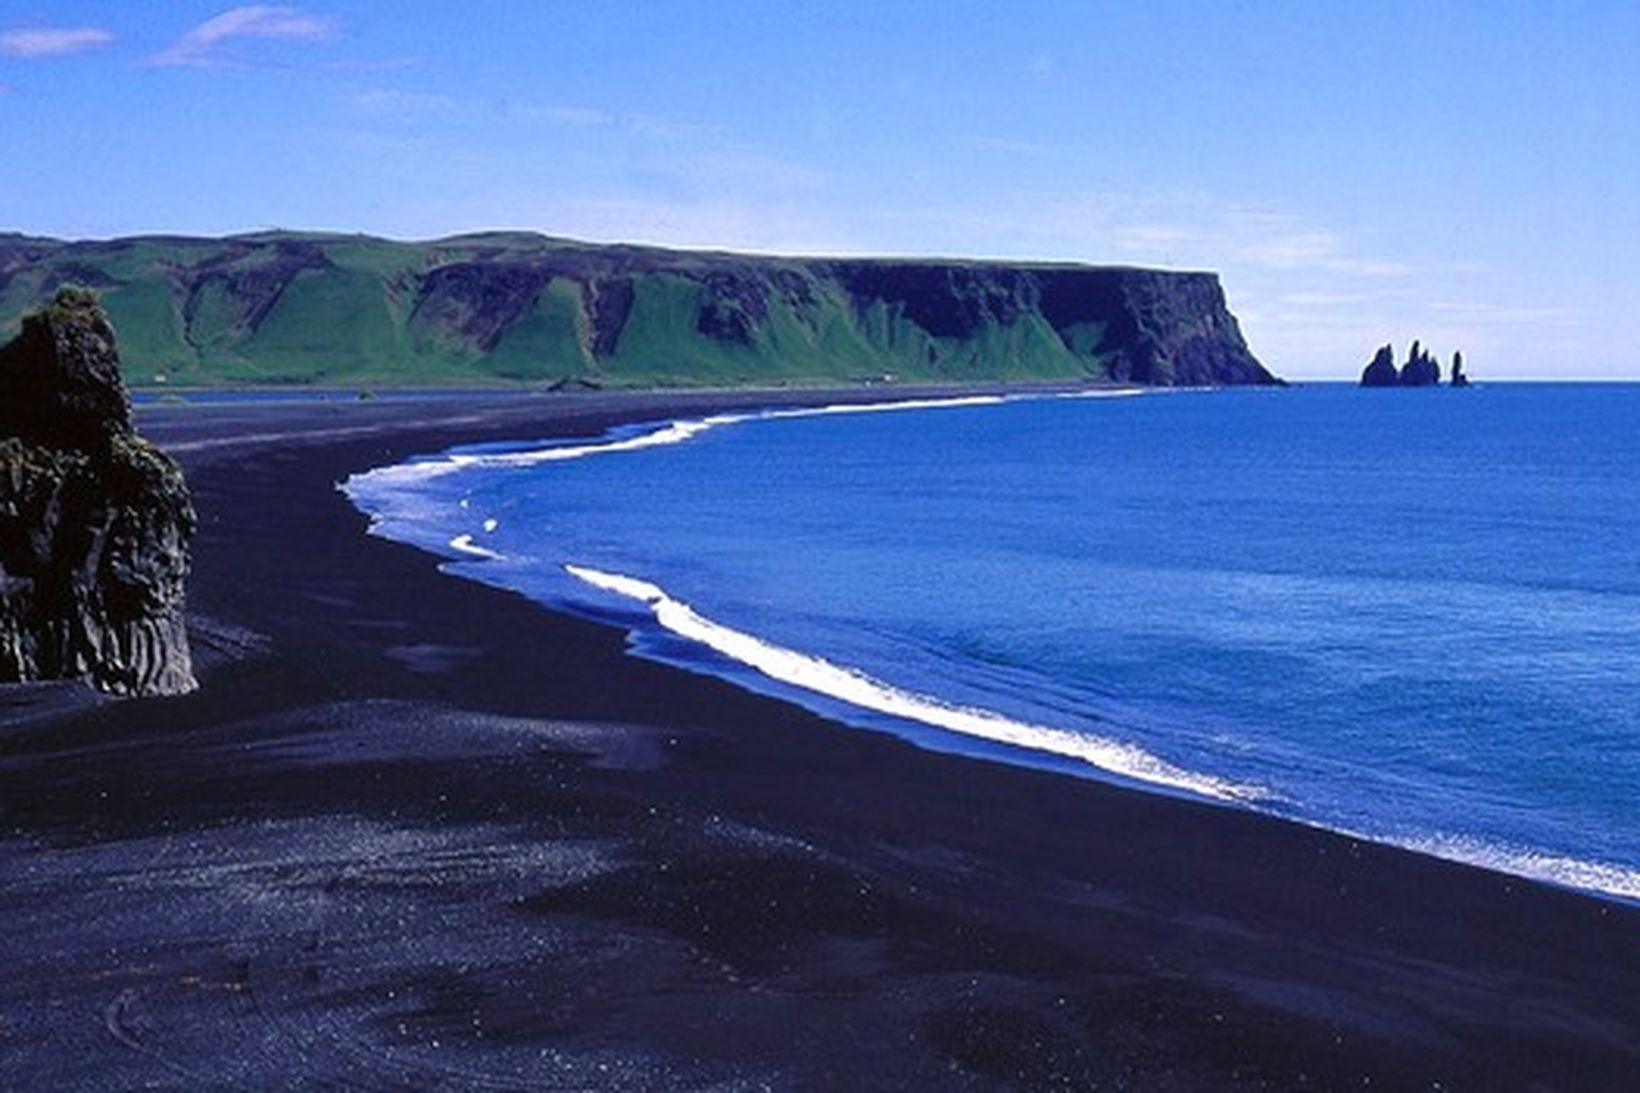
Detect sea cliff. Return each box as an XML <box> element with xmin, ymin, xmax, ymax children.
<box><xmin>0</xmin><ymin>232</ymin><xmax>1277</xmax><ymax>389</ymax></box>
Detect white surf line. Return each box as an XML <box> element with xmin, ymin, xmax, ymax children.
<box><xmin>1054</xmin><ymin>387</ymin><xmax>1147</xmax><ymax>400</ymax></box>
<box><xmin>1388</xmin><ymin>831</ymin><xmax>1640</xmax><ymax>904</ymax></box>
<box><xmin>758</xmin><ymin>393</ymin><xmax>1006</xmax><ymax>421</ymax></box>
<box><xmin>567</xmin><ymin>566</ymin><xmax>1640</xmax><ymax>902</ymax></box>
<box><xmin>345</xmin><ymin>387</ymin><xmax>1145</xmax><ymax>489</ymax></box>
<box><xmin>564</xmin><ymin>563</ymin><xmax>1262</xmax><ymax>804</ymax></box>
<box><xmin>447</xmin><ymin>534</ymin><xmax>504</xmax><ymax>560</ymax></box>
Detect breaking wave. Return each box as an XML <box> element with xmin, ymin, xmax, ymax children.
<box><xmin>563</xmin><ymin>564</ymin><xmax>1264</xmax><ymax>804</ymax></box>
<box><xmin>1390</xmin><ymin>832</ymin><xmax>1640</xmax><ymax>904</ymax></box>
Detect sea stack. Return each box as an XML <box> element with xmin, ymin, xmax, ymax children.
<box><xmin>1451</xmin><ymin>350</ymin><xmax>1471</xmax><ymax>387</ymax></box>
<box><xmin>0</xmin><ymin>287</ymin><xmax>196</xmax><ymax>695</ymax></box>
<box><xmin>1399</xmin><ymin>340</ymin><xmax>1440</xmax><ymax>386</ymax></box>
<box><xmin>1360</xmin><ymin>344</ymin><xmax>1400</xmax><ymax>387</ymax></box>
<box><xmin>1358</xmin><ymin>340</ymin><xmax>1465</xmax><ymax>387</ymax></box>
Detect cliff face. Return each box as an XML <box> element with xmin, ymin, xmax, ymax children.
<box><xmin>0</xmin><ymin>288</ymin><xmax>195</xmax><ymax>696</ymax></box>
<box><xmin>0</xmin><ymin>232</ymin><xmax>1278</xmax><ymax>388</ymax></box>
<box><xmin>820</xmin><ymin>262</ymin><xmax>1271</xmax><ymax>386</ymax></box>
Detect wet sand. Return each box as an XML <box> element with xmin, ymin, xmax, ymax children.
<box><xmin>2</xmin><ymin>389</ymin><xmax>1638</xmax><ymax>1089</ymax></box>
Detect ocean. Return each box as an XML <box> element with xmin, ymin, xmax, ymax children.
<box><xmin>344</xmin><ymin>384</ymin><xmax>1640</xmax><ymax>902</ymax></box>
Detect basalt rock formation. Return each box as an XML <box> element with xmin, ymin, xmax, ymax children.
<box><xmin>1359</xmin><ymin>340</ymin><xmax>1465</xmax><ymax>387</ymax></box>
<box><xmin>1450</xmin><ymin>350</ymin><xmax>1471</xmax><ymax>388</ymax></box>
<box><xmin>1399</xmin><ymin>340</ymin><xmax>1441</xmax><ymax>386</ymax></box>
<box><xmin>0</xmin><ymin>231</ymin><xmax>1279</xmax><ymax>389</ymax></box>
<box><xmin>1360</xmin><ymin>344</ymin><xmax>1400</xmax><ymax>387</ymax></box>
<box><xmin>0</xmin><ymin>288</ymin><xmax>195</xmax><ymax>695</ymax></box>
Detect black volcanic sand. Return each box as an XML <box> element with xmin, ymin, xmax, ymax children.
<box><xmin>2</xmin><ymin>390</ymin><xmax>1638</xmax><ymax>1090</ymax></box>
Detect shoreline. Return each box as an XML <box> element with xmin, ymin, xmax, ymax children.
<box><xmin>350</xmin><ymin>387</ymin><xmax>1640</xmax><ymax>907</ymax></box>
<box><xmin>3</xmin><ymin>387</ymin><xmax>1638</xmax><ymax>1087</ymax></box>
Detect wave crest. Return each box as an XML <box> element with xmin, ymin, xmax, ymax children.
<box><xmin>564</xmin><ymin>563</ymin><xmax>1263</xmax><ymax>803</ymax></box>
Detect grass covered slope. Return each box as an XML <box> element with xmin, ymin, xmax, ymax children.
<box><xmin>0</xmin><ymin>231</ymin><xmax>1277</xmax><ymax>388</ymax></box>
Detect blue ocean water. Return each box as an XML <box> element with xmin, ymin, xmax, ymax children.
<box><xmin>346</xmin><ymin>385</ymin><xmax>1640</xmax><ymax>901</ymax></box>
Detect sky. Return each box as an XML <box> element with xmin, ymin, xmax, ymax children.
<box><xmin>2</xmin><ymin>2</ymin><xmax>1638</xmax><ymax>379</ymax></box>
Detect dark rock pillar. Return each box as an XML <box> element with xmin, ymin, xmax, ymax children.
<box><xmin>1360</xmin><ymin>343</ymin><xmax>1400</xmax><ymax>386</ymax></box>
<box><xmin>0</xmin><ymin>288</ymin><xmax>195</xmax><ymax>695</ymax></box>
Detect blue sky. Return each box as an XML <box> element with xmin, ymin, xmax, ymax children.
<box><xmin>2</xmin><ymin>2</ymin><xmax>1637</xmax><ymax>378</ymax></box>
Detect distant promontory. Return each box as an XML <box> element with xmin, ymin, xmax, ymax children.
<box><xmin>0</xmin><ymin>231</ymin><xmax>1279</xmax><ymax>389</ymax></box>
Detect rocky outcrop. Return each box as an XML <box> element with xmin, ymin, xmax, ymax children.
<box><xmin>0</xmin><ymin>232</ymin><xmax>1280</xmax><ymax>388</ymax></box>
<box><xmin>1360</xmin><ymin>344</ymin><xmax>1400</xmax><ymax>387</ymax></box>
<box><xmin>1400</xmin><ymin>340</ymin><xmax>1440</xmax><ymax>386</ymax></box>
<box><xmin>0</xmin><ymin>288</ymin><xmax>195</xmax><ymax>695</ymax></box>
<box><xmin>1359</xmin><ymin>340</ymin><xmax>1464</xmax><ymax>388</ymax></box>
<box><xmin>1451</xmin><ymin>351</ymin><xmax>1471</xmax><ymax>388</ymax></box>
<box><xmin>1105</xmin><ymin>268</ymin><xmax>1273</xmax><ymax>386</ymax></box>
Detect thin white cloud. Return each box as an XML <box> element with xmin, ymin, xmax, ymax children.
<box><xmin>521</xmin><ymin>104</ymin><xmax>608</xmax><ymax>128</ymax></box>
<box><xmin>1277</xmin><ymin>289</ymin><xmax>1409</xmax><ymax>309</ymax></box>
<box><xmin>151</xmin><ymin>5</ymin><xmax>334</xmax><ymax>67</ymax></box>
<box><xmin>306</xmin><ymin>126</ymin><xmax>434</xmax><ymax>158</ymax></box>
<box><xmin>1108</xmin><ymin>207</ymin><xmax>1412</xmax><ymax>278</ymax></box>
<box><xmin>349</xmin><ymin>88</ymin><xmax>454</xmax><ymax>115</ymax></box>
<box><xmin>683</xmin><ymin>150</ymin><xmax>829</xmax><ymax>193</ymax></box>
<box><xmin>1426</xmin><ymin>300</ymin><xmax>1575</xmax><ymax>326</ymax></box>
<box><xmin>327</xmin><ymin>56</ymin><xmax>418</xmax><ymax>73</ymax></box>
<box><xmin>0</xmin><ymin>26</ymin><xmax>115</xmax><ymax>58</ymax></box>
<box><xmin>515</xmin><ymin>102</ymin><xmax>717</xmax><ymax>141</ymax></box>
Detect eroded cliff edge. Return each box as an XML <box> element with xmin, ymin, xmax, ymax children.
<box><xmin>0</xmin><ymin>232</ymin><xmax>1278</xmax><ymax>388</ymax></box>
<box><xmin>0</xmin><ymin>288</ymin><xmax>195</xmax><ymax>696</ymax></box>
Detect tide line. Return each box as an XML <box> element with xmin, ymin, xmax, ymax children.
<box><xmin>565</xmin><ymin>565</ymin><xmax>1640</xmax><ymax>903</ymax></box>
<box><xmin>564</xmin><ymin>563</ymin><xmax>1262</xmax><ymax>804</ymax></box>
<box><xmin>345</xmin><ymin>388</ymin><xmax>1141</xmax><ymax>490</ymax></box>
<box><xmin>1390</xmin><ymin>832</ymin><xmax>1640</xmax><ymax>904</ymax></box>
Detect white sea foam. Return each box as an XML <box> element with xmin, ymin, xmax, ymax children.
<box><xmin>1053</xmin><ymin>388</ymin><xmax>1147</xmax><ymax>400</ymax></box>
<box><xmin>759</xmin><ymin>394</ymin><xmax>1007</xmax><ymax>419</ymax></box>
<box><xmin>564</xmin><ymin>563</ymin><xmax>1261</xmax><ymax>803</ymax></box>
<box><xmin>448</xmin><ymin>534</ymin><xmax>504</xmax><ymax>560</ymax></box>
<box><xmin>1390</xmin><ymin>832</ymin><xmax>1640</xmax><ymax>903</ymax></box>
<box><xmin>350</xmin><ymin>415</ymin><xmax>731</xmax><ymax>487</ymax></box>
<box><xmin>345</xmin><ymin>389</ymin><xmax>1141</xmax><ymax>491</ymax></box>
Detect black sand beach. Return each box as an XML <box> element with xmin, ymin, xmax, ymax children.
<box><xmin>3</xmin><ymin>390</ymin><xmax>1638</xmax><ymax>1090</ymax></box>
